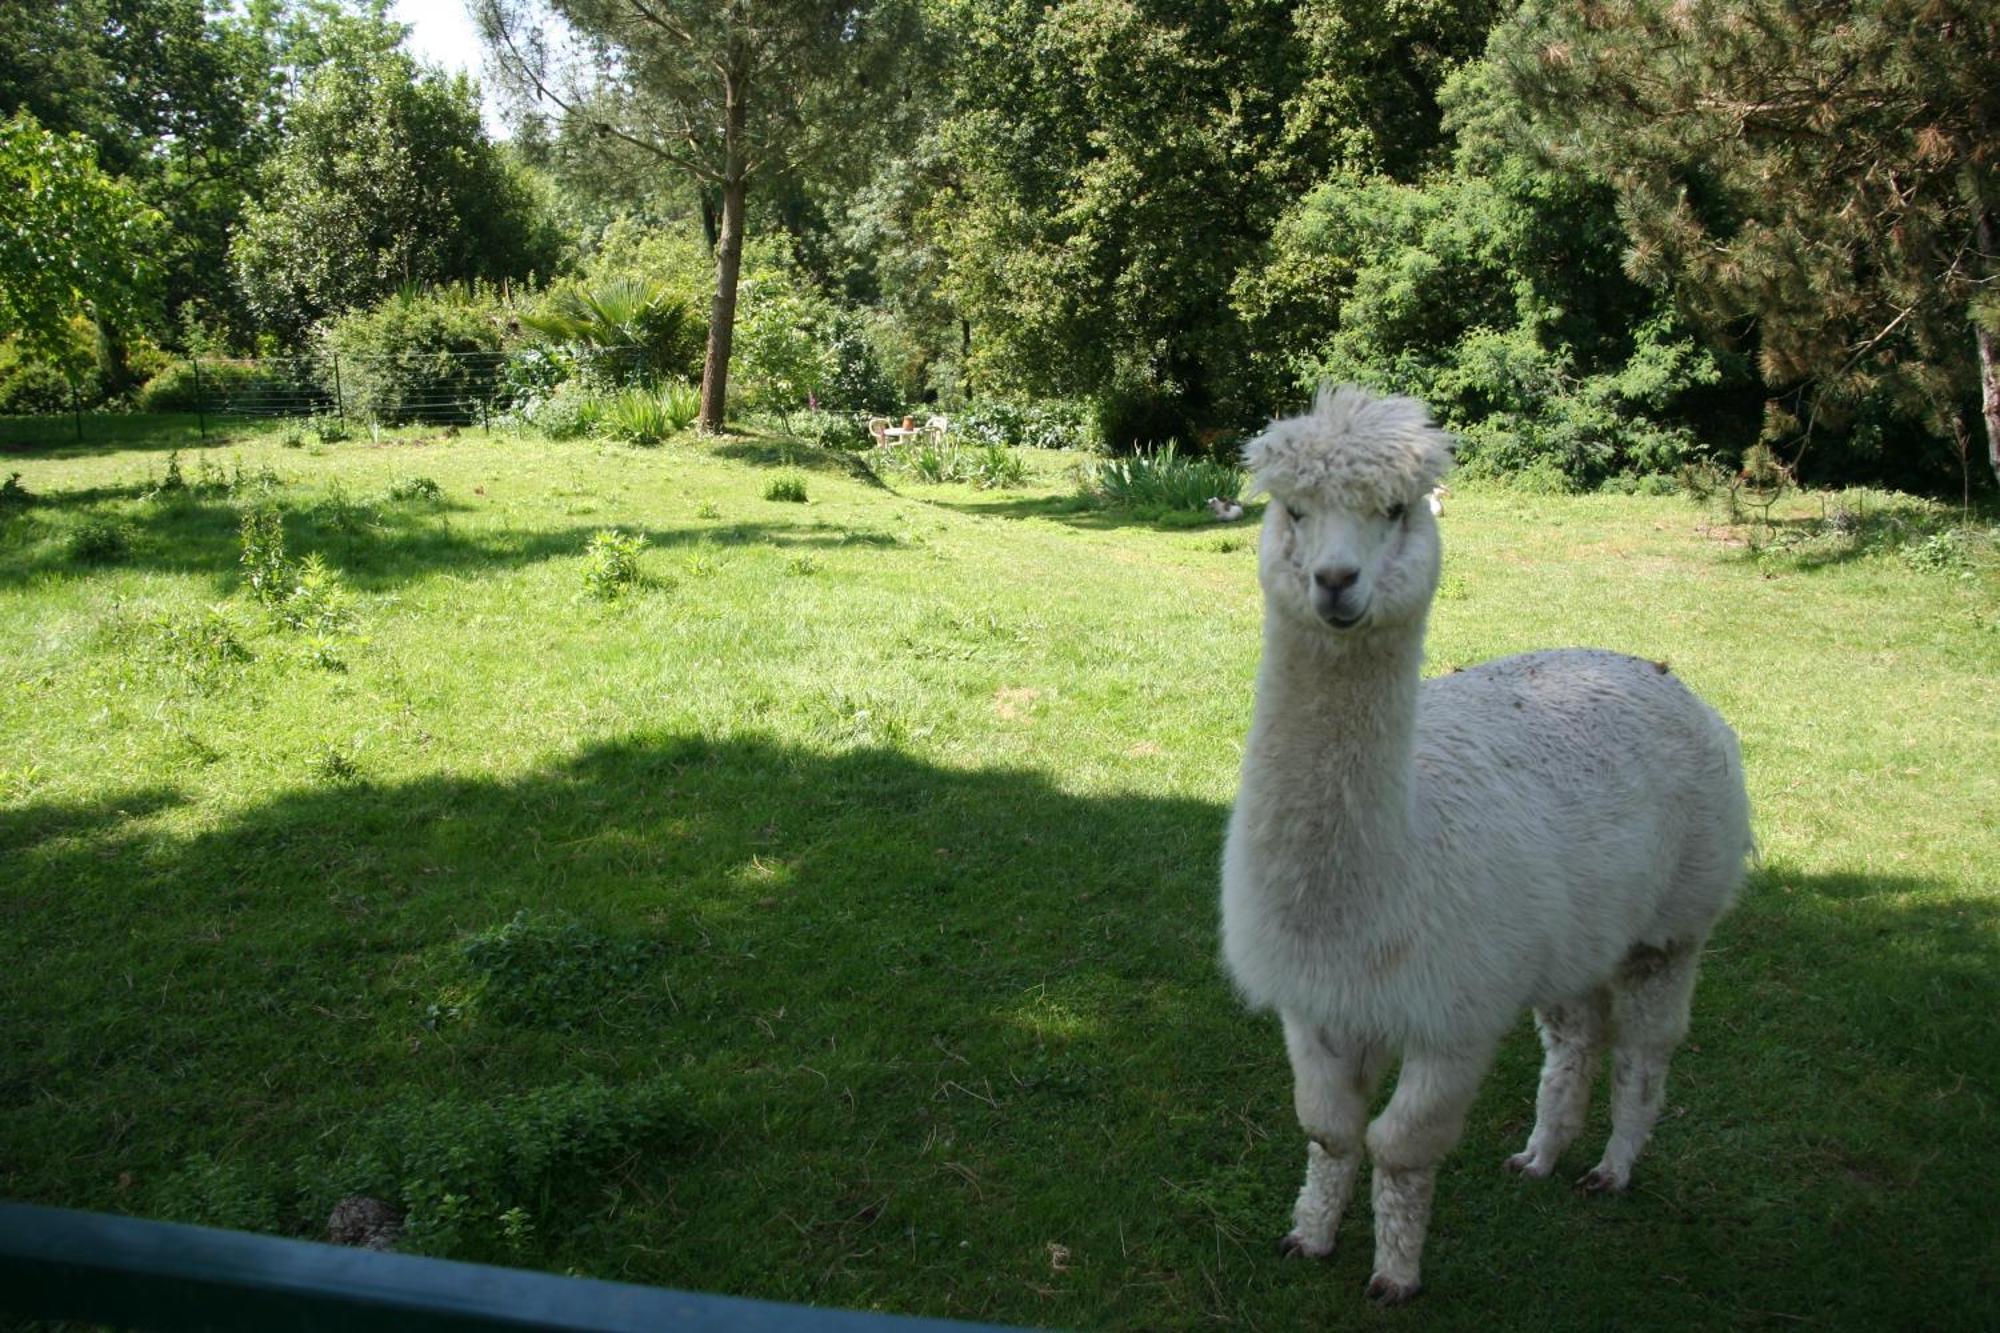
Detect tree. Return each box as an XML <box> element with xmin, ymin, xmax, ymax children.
<box><xmin>231</xmin><ymin>48</ymin><xmax>567</xmax><ymax>341</ymax></box>
<box><xmin>0</xmin><ymin>113</ymin><xmax>162</xmax><ymax>362</ymax></box>
<box><xmin>475</xmin><ymin>0</ymin><xmax>920</xmax><ymax>432</ymax></box>
<box><xmin>1498</xmin><ymin>0</ymin><xmax>2000</xmax><ymax>486</ymax></box>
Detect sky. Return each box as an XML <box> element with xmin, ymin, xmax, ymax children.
<box><xmin>390</xmin><ymin>0</ymin><xmax>510</xmax><ymax>136</ymax></box>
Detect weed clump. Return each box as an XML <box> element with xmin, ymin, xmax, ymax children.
<box><xmin>764</xmin><ymin>476</ymin><xmax>808</xmax><ymax>503</ymax></box>
<box><xmin>581</xmin><ymin>528</ymin><xmax>647</xmax><ymax>599</ymax></box>
<box><xmin>0</xmin><ymin>472</ymin><xmax>31</xmax><ymax>509</ymax></box>
<box><xmin>459</xmin><ymin>909</ymin><xmax>662</xmax><ymax>1029</ymax></box>
<box><xmin>387</xmin><ymin>475</ymin><xmax>443</xmax><ymax>503</ymax></box>
<box><xmin>309</xmin><ymin>1077</ymin><xmax>693</xmax><ymax>1260</ymax></box>
<box><xmin>68</xmin><ymin>517</ymin><xmax>132</xmax><ymax>564</ymax></box>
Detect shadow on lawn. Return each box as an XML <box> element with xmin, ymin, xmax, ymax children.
<box><xmin>935</xmin><ymin>491</ymin><xmax>1261</xmax><ymax>536</ymax></box>
<box><xmin>3</xmin><ymin>736</ymin><xmax>1996</xmax><ymax>1326</ymax></box>
<box><xmin>0</xmin><ymin>486</ymin><xmax>917</xmax><ymax>591</ymax></box>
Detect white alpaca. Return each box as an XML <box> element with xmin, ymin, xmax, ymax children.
<box><xmin>1219</xmin><ymin>385</ymin><xmax>1751</xmax><ymax>1305</ymax></box>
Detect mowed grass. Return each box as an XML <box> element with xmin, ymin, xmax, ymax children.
<box><xmin>2</xmin><ymin>420</ymin><xmax>1996</xmax><ymax>1330</ymax></box>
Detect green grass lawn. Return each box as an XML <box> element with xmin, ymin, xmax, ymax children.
<box><xmin>3</xmin><ymin>421</ymin><xmax>1997</xmax><ymax>1329</ymax></box>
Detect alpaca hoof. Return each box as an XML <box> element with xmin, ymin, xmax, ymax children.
<box><xmin>1365</xmin><ymin>1274</ymin><xmax>1421</xmax><ymax>1306</ymax></box>
<box><xmin>1576</xmin><ymin>1166</ymin><xmax>1629</xmax><ymax>1194</ymax></box>
<box><xmin>1503</xmin><ymin>1151</ymin><xmax>1552</xmax><ymax>1179</ymax></box>
<box><xmin>1278</xmin><ymin>1230</ymin><xmax>1332</xmax><ymax>1259</ymax></box>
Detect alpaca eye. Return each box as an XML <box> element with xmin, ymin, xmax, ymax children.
<box><xmin>1387</xmin><ymin>502</ymin><xmax>1407</xmax><ymax>522</ymax></box>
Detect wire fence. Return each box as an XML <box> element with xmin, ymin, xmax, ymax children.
<box><xmin>2</xmin><ymin>346</ymin><xmax>654</xmax><ymax>446</ymax></box>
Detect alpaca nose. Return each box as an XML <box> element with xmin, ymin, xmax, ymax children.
<box><xmin>1314</xmin><ymin>565</ymin><xmax>1361</xmax><ymax>593</ymax></box>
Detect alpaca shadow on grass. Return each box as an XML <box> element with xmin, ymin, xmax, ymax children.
<box><xmin>4</xmin><ymin>739</ymin><xmax>1996</xmax><ymax>1327</ymax></box>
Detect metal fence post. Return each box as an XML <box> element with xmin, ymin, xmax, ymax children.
<box><xmin>192</xmin><ymin>358</ymin><xmax>207</xmax><ymax>443</ymax></box>
<box><xmin>332</xmin><ymin>352</ymin><xmax>344</xmax><ymax>424</ymax></box>
<box><xmin>71</xmin><ymin>378</ymin><xmax>83</xmax><ymax>444</ymax></box>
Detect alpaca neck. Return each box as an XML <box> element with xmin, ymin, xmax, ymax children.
<box><xmin>1243</xmin><ymin>615</ymin><xmax>1425</xmax><ymax>865</ymax></box>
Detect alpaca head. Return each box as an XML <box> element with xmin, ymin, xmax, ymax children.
<box><xmin>1243</xmin><ymin>384</ymin><xmax>1454</xmax><ymax>638</ymax></box>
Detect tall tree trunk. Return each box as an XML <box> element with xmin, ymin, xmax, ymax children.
<box><xmin>1977</xmin><ymin>205</ymin><xmax>2000</xmax><ymax>486</ymax></box>
<box><xmin>698</xmin><ymin>70</ymin><xmax>748</xmax><ymax>436</ymax></box>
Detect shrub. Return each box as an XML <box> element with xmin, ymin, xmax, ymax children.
<box><xmin>0</xmin><ymin>327</ymin><xmax>104</xmax><ymax>413</ymax></box>
<box><xmin>1092</xmin><ymin>442</ymin><xmax>1246</xmax><ymax>512</ymax></box>
<box><xmin>785</xmin><ymin>409</ymin><xmax>871</xmax><ymax>451</ymax></box>
<box><xmin>510</xmin><ymin>382</ymin><xmax>604</xmax><ymax>440</ymax></box>
<box><xmin>954</xmin><ymin>400</ymin><xmax>1093</xmax><ymax>451</ymax></box>
<box><xmin>318</xmin><ymin>288</ymin><xmax>505</xmax><ymax>425</ymax></box>
<box><xmin>522</xmin><ymin>277</ymin><xmax>703</xmax><ymax>388</ymax></box>
<box><xmin>763</xmin><ymin>476</ymin><xmax>809</xmax><ymax>503</ymax></box>
<box><xmin>581</xmin><ymin>529</ymin><xmax>646</xmax><ymax>599</ymax></box>
<box><xmin>0</xmin><ymin>356</ymin><xmax>86</xmax><ymax>414</ymax></box>
<box><xmin>137</xmin><ymin>359</ymin><xmax>318</xmax><ymax>414</ymax></box>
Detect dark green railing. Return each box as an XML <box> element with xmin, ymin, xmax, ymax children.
<box><xmin>0</xmin><ymin>1203</ymin><xmax>1021</xmax><ymax>1332</ymax></box>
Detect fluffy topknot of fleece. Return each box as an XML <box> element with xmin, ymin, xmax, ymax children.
<box><xmin>1243</xmin><ymin>384</ymin><xmax>1454</xmax><ymax>512</ymax></box>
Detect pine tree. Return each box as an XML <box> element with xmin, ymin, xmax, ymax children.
<box><xmin>1499</xmin><ymin>0</ymin><xmax>2000</xmax><ymax>484</ymax></box>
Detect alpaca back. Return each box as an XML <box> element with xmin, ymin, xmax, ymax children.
<box><xmin>1411</xmin><ymin>649</ymin><xmax>1750</xmax><ymax>1006</ymax></box>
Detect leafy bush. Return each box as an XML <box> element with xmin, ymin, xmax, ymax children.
<box><xmin>1092</xmin><ymin>442</ymin><xmax>1246</xmax><ymax>512</ymax></box>
<box><xmin>581</xmin><ymin>529</ymin><xmax>646</xmax><ymax>599</ymax></box>
<box><xmin>318</xmin><ymin>288</ymin><xmax>505</xmax><ymax>424</ymax></box>
<box><xmin>764</xmin><ymin>476</ymin><xmax>809</xmax><ymax>503</ymax></box>
<box><xmin>657</xmin><ymin>381</ymin><xmax>700</xmax><ymax>432</ymax></box>
<box><xmin>0</xmin><ymin>325</ymin><xmax>104</xmax><ymax>412</ymax></box>
<box><xmin>137</xmin><ymin>359</ymin><xmax>311</xmax><ymax>414</ymax></box>
<box><xmin>951</xmin><ymin>400</ymin><xmax>1092</xmax><ymax>450</ymax></box>
<box><xmin>786</xmin><ymin>409</ymin><xmax>871</xmax><ymax>451</ymax></box>
<box><xmin>510</xmin><ymin>382</ymin><xmax>604</xmax><ymax>440</ymax></box>
<box><xmin>0</xmin><ymin>356</ymin><xmax>86</xmax><ymax>414</ymax></box>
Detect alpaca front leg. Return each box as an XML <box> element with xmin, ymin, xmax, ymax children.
<box><xmin>1279</xmin><ymin>1016</ymin><xmax>1384</xmax><ymax>1258</ymax></box>
<box><xmin>1363</xmin><ymin>1044</ymin><xmax>1495</xmax><ymax>1304</ymax></box>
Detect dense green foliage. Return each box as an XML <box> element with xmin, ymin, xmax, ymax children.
<box><xmin>231</xmin><ymin>49</ymin><xmax>564</xmax><ymax>341</ymax></box>
<box><xmin>0</xmin><ymin>113</ymin><xmax>161</xmax><ymax>359</ymax></box>
<box><xmin>317</xmin><ymin>287</ymin><xmax>508</xmax><ymax>424</ymax></box>
<box><xmin>4</xmin><ymin>0</ymin><xmax>1995</xmax><ymax>484</ymax></box>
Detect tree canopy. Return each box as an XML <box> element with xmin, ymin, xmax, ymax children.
<box><xmin>0</xmin><ymin>112</ymin><xmax>162</xmax><ymax>360</ymax></box>
<box><xmin>231</xmin><ymin>47</ymin><xmax>567</xmax><ymax>341</ymax></box>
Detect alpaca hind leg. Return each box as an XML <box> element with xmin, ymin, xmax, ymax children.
<box><xmin>1279</xmin><ymin>1016</ymin><xmax>1386</xmax><ymax>1258</ymax></box>
<box><xmin>1362</xmin><ymin>1042</ymin><xmax>1496</xmax><ymax>1304</ymax></box>
<box><xmin>1583</xmin><ymin>940</ymin><xmax>1702</xmax><ymax>1192</ymax></box>
<box><xmin>1505</xmin><ymin>988</ymin><xmax>1610</xmax><ymax>1178</ymax></box>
